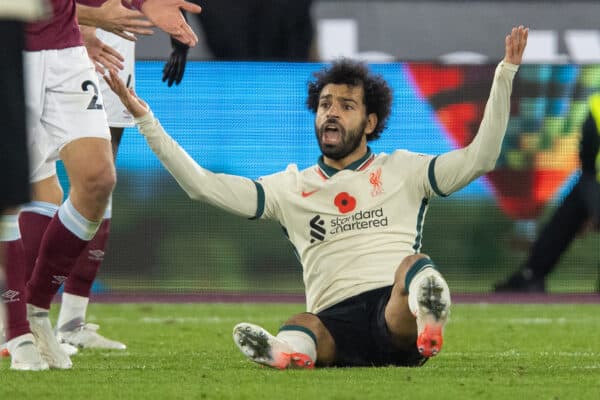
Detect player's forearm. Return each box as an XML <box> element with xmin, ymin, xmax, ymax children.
<box><xmin>76</xmin><ymin>0</ymin><xmax>144</xmax><ymax>27</ymax></box>
<box><xmin>135</xmin><ymin>113</ymin><xmax>259</xmax><ymax>218</ymax></box>
<box><xmin>471</xmin><ymin>61</ymin><xmax>519</xmax><ymax>169</ymax></box>
<box><xmin>432</xmin><ymin>61</ymin><xmax>518</xmax><ymax>195</ymax></box>
<box><xmin>76</xmin><ymin>3</ymin><xmax>107</xmax><ymax>28</ymax></box>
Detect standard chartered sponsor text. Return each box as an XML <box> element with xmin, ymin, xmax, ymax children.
<box><xmin>330</xmin><ymin>208</ymin><xmax>388</xmax><ymax>234</ymax></box>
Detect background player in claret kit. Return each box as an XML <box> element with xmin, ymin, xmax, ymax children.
<box><xmin>54</xmin><ymin>0</ymin><xmax>193</xmax><ymax>351</ymax></box>
<box><xmin>50</xmin><ymin>0</ymin><xmax>153</xmax><ymax>352</ymax></box>
<box><xmin>105</xmin><ymin>26</ymin><xmax>529</xmax><ymax>368</ymax></box>
<box><xmin>0</xmin><ymin>0</ymin><xmax>50</xmax><ymax>364</ymax></box>
<box><xmin>1</xmin><ymin>0</ymin><xmax>143</xmax><ymax>361</ymax></box>
<box><xmin>1</xmin><ymin>0</ymin><xmax>202</xmax><ymax>371</ymax></box>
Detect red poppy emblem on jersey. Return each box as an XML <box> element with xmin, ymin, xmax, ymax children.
<box><xmin>334</xmin><ymin>192</ymin><xmax>356</xmax><ymax>214</ymax></box>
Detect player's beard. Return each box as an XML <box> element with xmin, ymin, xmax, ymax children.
<box><xmin>315</xmin><ymin>118</ymin><xmax>367</xmax><ymax>161</ymax></box>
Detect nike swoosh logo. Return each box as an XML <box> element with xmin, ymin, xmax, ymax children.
<box><xmin>301</xmin><ymin>189</ymin><xmax>319</xmax><ymax>197</ymax></box>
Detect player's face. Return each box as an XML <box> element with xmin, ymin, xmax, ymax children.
<box><xmin>314</xmin><ymin>84</ymin><xmax>372</xmax><ymax>161</ymax></box>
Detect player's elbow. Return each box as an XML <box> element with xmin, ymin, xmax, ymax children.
<box><xmin>473</xmin><ymin>156</ymin><xmax>498</xmax><ymax>175</ymax></box>
<box><xmin>481</xmin><ymin>158</ymin><xmax>498</xmax><ymax>175</ymax></box>
<box><xmin>187</xmin><ymin>191</ymin><xmax>205</xmax><ymax>202</ymax></box>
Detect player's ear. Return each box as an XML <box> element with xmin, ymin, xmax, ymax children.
<box><xmin>365</xmin><ymin>113</ymin><xmax>378</xmax><ymax>136</ymax></box>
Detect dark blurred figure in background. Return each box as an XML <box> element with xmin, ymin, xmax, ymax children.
<box><xmin>0</xmin><ymin>1</ymin><xmax>48</xmax><ymax>216</ymax></box>
<box><xmin>494</xmin><ymin>94</ymin><xmax>600</xmax><ymax>293</ymax></box>
<box><xmin>162</xmin><ymin>0</ymin><xmax>317</xmax><ymax>87</ymax></box>
<box><xmin>0</xmin><ymin>18</ymin><xmax>30</xmax><ymax>214</ymax></box>
<box><xmin>197</xmin><ymin>0</ymin><xmax>316</xmax><ymax>61</ymax></box>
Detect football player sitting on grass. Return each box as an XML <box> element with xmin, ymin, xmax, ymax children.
<box><xmin>104</xmin><ymin>26</ymin><xmax>528</xmax><ymax>368</ymax></box>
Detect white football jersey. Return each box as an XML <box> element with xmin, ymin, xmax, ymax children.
<box><xmin>257</xmin><ymin>149</ymin><xmax>436</xmax><ymax>313</ymax></box>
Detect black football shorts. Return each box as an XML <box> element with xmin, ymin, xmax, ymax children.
<box><xmin>316</xmin><ymin>285</ymin><xmax>427</xmax><ymax>367</ymax></box>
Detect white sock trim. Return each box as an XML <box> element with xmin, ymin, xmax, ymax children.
<box><xmin>6</xmin><ymin>333</ymin><xmax>36</xmax><ymax>355</ymax></box>
<box><xmin>57</xmin><ymin>198</ymin><xmax>101</xmax><ymax>240</ymax></box>
<box><xmin>20</xmin><ymin>201</ymin><xmax>59</xmax><ymax>218</ymax></box>
<box><xmin>57</xmin><ymin>293</ymin><xmax>89</xmax><ymax>329</ymax></box>
<box><xmin>0</xmin><ymin>214</ymin><xmax>20</xmax><ymax>241</ymax></box>
<box><xmin>276</xmin><ymin>328</ymin><xmax>317</xmax><ymax>362</ymax></box>
<box><xmin>103</xmin><ymin>195</ymin><xmax>112</xmax><ymax>219</ymax></box>
<box><xmin>408</xmin><ymin>267</ymin><xmax>440</xmax><ymax>315</ymax></box>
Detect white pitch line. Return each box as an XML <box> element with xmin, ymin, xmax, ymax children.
<box><xmin>86</xmin><ymin>315</ymin><xmax>287</xmax><ymax>324</ymax></box>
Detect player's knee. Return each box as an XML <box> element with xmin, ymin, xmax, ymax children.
<box><xmin>77</xmin><ymin>163</ymin><xmax>116</xmax><ymax>201</ymax></box>
<box><xmin>283</xmin><ymin>312</ymin><xmax>320</xmax><ymax>330</ymax></box>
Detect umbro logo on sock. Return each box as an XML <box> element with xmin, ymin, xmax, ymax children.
<box><xmin>52</xmin><ymin>275</ymin><xmax>68</xmax><ymax>285</ymax></box>
<box><xmin>1</xmin><ymin>290</ymin><xmax>20</xmax><ymax>303</ymax></box>
<box><xmin>88</xmin><ymin>249</ymin><xmax>105</xmax><ymax>261</ymax></box>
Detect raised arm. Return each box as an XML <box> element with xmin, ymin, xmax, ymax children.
<box><xmin>103</xmin><ymin>69</ymin><xmax>260</xmax><ymax>218</ymax></box>
<box><xmin>429</xmin><ymin>26</ymin><xmax>528</xmax><ymax>197</ymax></box>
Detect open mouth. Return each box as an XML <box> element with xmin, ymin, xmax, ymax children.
<box><xmin>321</xmin><ymin>123</ymin><xmax>343</xmax><ymax>145</ymax></box>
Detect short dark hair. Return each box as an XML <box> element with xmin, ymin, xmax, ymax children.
<box><xmin>306</xmin><ymin>59</ymin><xmax>392</xmax><ymax>141</ymax></box>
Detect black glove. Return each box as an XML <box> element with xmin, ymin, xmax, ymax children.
<box><xmin>162</xmin><ymin>36</ymin><xmax>189</xmax><ymax>87</ymax></box>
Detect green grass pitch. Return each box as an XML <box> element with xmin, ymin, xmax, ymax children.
<box><xmin>1</xmin><ymin>303</ymin><xmax>599</xmax><ymax>399</ymax></box>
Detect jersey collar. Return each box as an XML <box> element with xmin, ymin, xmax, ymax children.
<box><xmin>317</xmin><ymin>147</ymin><xmax>374</xmax><ymax>178</ymax></box>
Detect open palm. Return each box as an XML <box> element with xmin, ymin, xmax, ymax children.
<box><xmin>140</xmin><ymin>0</ymin><xmax>202</xmax><ymax>46</ymax></box>
<box><xmin>504</xmin><ymin>25</ymin><xmax>528</xmax><ymax>65</ymax></box>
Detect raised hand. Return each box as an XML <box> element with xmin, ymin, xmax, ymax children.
<box><xmin>104</xmin><ymin>69</ymin><xmax>150</xmax><ymax>118</ymax></box>
<box><xmin>503</xmin><ymin>25</ymin><xmax>529</xmax><ymax>65</ymax></box>
<box><xmin>162</xmin><ymin>37</ymin><xmax>189</xmax><ymax>87</ymax></box>
<box><xmin>138</xmin><ymin>0</ymin><xmax>202</xmax><ymax>47</ymax></box>
<box><xmin>81</xmin><ymin>26</ymin><xmax>124</xmax><ymax>74</ymax></box>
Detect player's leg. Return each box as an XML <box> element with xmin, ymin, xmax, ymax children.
<box><xmin>18</xmin><ymin>177</ymin><xmax>77</xmax><ymax>357</ymax></box>
<box><xmin>494</xmin><ymin>182</ymin><xmax>588</xmax><ymax>292</ymax></box>
<box><xmin>1</xmin><ymin>208</ymin><xmax>48</xmax><ymax>371</ymax></box>
<box><xmin>0</xmin><ymin>243</ymin><xmax>5</xmax><ymax>358</ymax></box>
<box><xmin>19</xmin><ymin>165</ymin><xmax>77</xmax><ymax>368</ymax></box>
<box><xmin>25</xmin><ymin>142</ymin><xmax>114</xmax><ymax>368</ymax></box>
<box><xmin>2</xmin><ymin>159</ymin><xmax>61</xmax><ymax>369</ymax></box>
<box><xmin>233</xmin><ymin>312</ymin><xmax>335</xmax><ymax>369</ymax></box>
<box><xmin>15</xmin><ymin>57</ymin><xmax>75</xmax><ymax>369</ymax></box>
<box><xmin>0</xmin><ymin>20</ymin><xmax>48</xmax><ymax>370</ymax></box>
<box><xmin>5</xmin><ymin>174</ymin><xmax>66</xmax><ymax>369</ymax></box>
<box><xmin>56</xmin><ymin>130</ymin><xmax>123</xmax><ymax>351</ymax></box>
<box><xmin>56</xmin><ymin>206</ymin><xmax>122</xmax><ymax>350</ymax></box>
<box><xmin>24</xmin><ymin>47</ymin><xmax>114</xmax><ymax>369</ymax></box>
<box><xmin>57</xmin><ymin>32</ymin><xmax>133</xmax><ymax>351</ymax></box>
<box><xmin>385</xmin><ymin>254</ymin><xmax>451</xmax><ymax>358</ymax></box>
<box><xmin>55</xmin><ymin>213</ymin><xmax>120</xmax><ymax>349</ymax></box>
<box><xmin>21</xmin><ymin>175</ymin><xmax>63</xmax><ymax>282</ymax></box>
